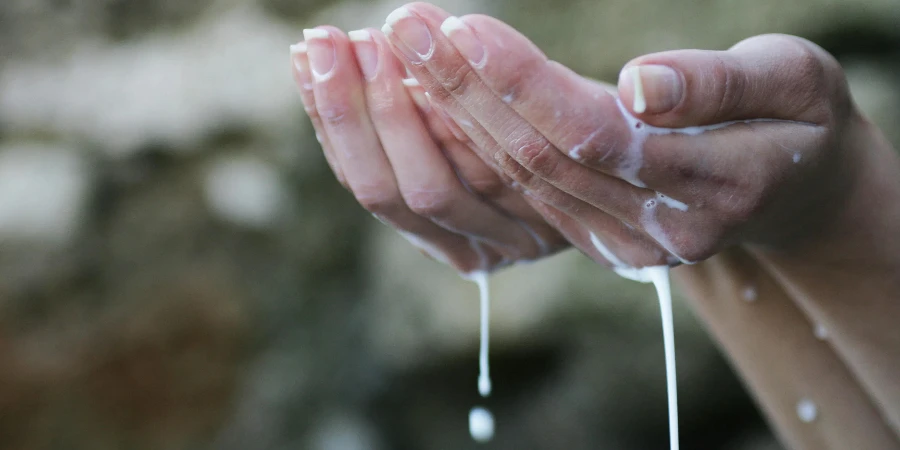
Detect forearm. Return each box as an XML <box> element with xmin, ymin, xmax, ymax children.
<box><xmin>674</xmin><ymin>248</ymin><xmax>900</xmax><ymax>449</ymax></box>
<box><xmin>749</xmin><ymin>117</ymin><xmax>900</xmax><ymax>434</ymax></box>
<box><xmin>674</xmin><ymin>117</ymin><xmax>900</xmax><ymax>448</ymax></box>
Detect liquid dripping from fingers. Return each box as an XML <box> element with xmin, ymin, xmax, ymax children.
<box><xmin>464</xmin><ymin>270</ymin><xmax>495</xmax><ymax>442</ymax></box>
<box><xmin>471</xmin><ymin>271</ymin><xmax>492</xmax><ymax>397</ymax></box>
<box><xmin>647</xmin><ymin>266</ymin><xmax>679</xmax><ymax>450</ymax></box>
<box><xmin>590</xmin><ymin>233</ymin><xmax>679</xmax><ymax>450</ymax></box>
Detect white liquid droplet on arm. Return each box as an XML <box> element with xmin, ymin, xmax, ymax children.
<box><xmin>797</xmin><ymin>398</ymin><xmax>818</xmax><ymax>423</ymax></box>
<box><xmin>814</xmin><ymin>323</ymin><xmax>828</xmax><ymax>340</ymax></box>
<box><xmin>742</xmin><ymin>286</ymin><xmax>757</xmax><ymax>302</ymax></box>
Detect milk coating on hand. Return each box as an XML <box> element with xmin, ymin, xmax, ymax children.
<box><xmin>606</xmin><ymin>84</ymin><xmax>807</xmax><ymax>190</ymax></box>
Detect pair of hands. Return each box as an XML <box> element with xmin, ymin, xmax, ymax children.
<box><xmin>290</xmin><ymin>2</ymin><xmax>863</xmax><ymax>275</ymax></box>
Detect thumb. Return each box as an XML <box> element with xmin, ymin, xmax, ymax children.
<box><xmin>617</xmin><ymin>34</ymin><xmax>848</xmax><ymax>127</ymax></box>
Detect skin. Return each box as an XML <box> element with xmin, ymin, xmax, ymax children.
<box><xmin>290</xmin><ymin>3</ymin><xmax>900</xmax><ymax>448</ymax></box>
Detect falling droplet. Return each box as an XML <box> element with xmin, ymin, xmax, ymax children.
<box><xmin>469</xmin><ymin>407</ymin><xmax>494</xmax><ymax>442</ymax></box>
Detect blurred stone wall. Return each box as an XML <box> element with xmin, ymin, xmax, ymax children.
<box><xmin>0</xmin><ymin>0</ymin><xmax>897</xmax><ymax>449</ymax></box>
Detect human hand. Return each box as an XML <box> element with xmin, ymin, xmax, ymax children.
<box><xmin>289</xmin><ymin>27</ymin><xmax>568</xmax><ymax>274</ymax></box>
<box><xmin>379</xmin><ymin>2</ymin><xmax>866</xmax><ymax>271</ymax></box>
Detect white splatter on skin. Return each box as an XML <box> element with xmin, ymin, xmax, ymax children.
<box><xmin>595</xmin><ymin>95</ymin><xmax>809</xmax><ymax>190</ymax></box>
<box><xmin>568</xmin><ymin>128</ymin><xmax>604</xmax><ymax>160</ymax></box>
<box><xmin>814</xmin><ymin>323</ymin><xmax>829</xmax><ymax>340</ymax></box>
<box><xmin>656</xmin><ymin>192</ymin><xmax>689</xmax><ymax>211</ymax></box>
<box><xmin>742</xmin><ymin>286</ymin><xmax>758</xmax><ymax>302</ymax></box>
<box><xmin>797</xmin><ymin>398</ymin><xmax>818</xmax><ymax>423</ymax></box>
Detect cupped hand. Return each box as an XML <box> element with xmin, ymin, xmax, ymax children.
<box><xmin>378</xmin><ymin>2</ymin><xmax>863</xmax><ymax>271</ymax></box>
<box><xmin>289</xmin><ymin>26</ymin><xmax>568</xmax><ymax>274</ymax></box>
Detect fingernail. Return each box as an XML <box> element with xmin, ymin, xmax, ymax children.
<box><xmin>619</xmin><ymin>65</ymin><xmax>683</xmax><ymax>114</ymax></box>
<box><xmin>385</xmin><ymin>7</ymin><xmax>433</xmax><ymax>61</ymax></box>
<box><xmin>349</xmin><ymin>29</ymin><xmax>378</xmax><ymax>81</ymax></box>
<box><xmin>289</xmin><ymin>42</ymin><xmax>314</xmax><ymax>92</ymax></box>
<box><xmin>440</xmin><ymin>16</ymin><xmax>485</xmax><ymax>67</ymax></box>
<box><xmin>304</xmin><ymin>28</ymin><xmax>335</xmax><ymax>81</ymax></box>
<box><xmin>289</xmin><ymin>42</ymin><xmax>306</xmax><ymax>72</ymax></box>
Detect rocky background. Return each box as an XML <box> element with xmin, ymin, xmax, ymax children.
<box><xmin>0</xmin><ymin>0</ymin><xmax>897</xmax><ymax>449</ymax></box>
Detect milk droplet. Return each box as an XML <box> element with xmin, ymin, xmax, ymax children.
<box><xmin>469</xmin><ymin>407</ymin><xmax>494</xmax><ymax>442</ymax></box>
<box><xmin>631</xmin><ymin>66</ymin><xmax>647</xmax><ymax>113</ymax></box>
<box><xmin>461</xmin><ymin>270</ymin><xmax>494</xmax><ymax>443</ymax></box>
<box><xmin>797</xmin><ymin>398</ymin><xmax>817</xmax><ymax>423</ymax></box>
<box><xmin>656</xmin><ymin>192</ymin><xmax>689</xmax><ymax>211</ymax></box>
<box><xmin>742</xmin><ymin>286</ymin><xmax>757</xmax><ymax>302</ymax></box>
<box><xmin>814</xmin><ymin>323</ymin><xmax>828</xmax><ymax>340</ymax></box>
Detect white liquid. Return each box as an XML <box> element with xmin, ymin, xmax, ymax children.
<box><xmin>470</xmin><ymin>271</ymin><xmax>492</xmax><ymax>397</ymax></box>
<box><xmin>469</xmin><ymin>406</ymin><xmax>495</xmax><ymax>443</ymax></box>
<box><xmin>797</xmin><ymin>398</ymin><xmax>818</xmax><ymax>423</ymax></box>
<box><xmin>742</xmin><ymin>286</ymin><xmax>757</xmax><ymax>302</ymax></box>
<box><xmin>465</xmin><ymin>270</ymin><xmax>494</xmax><ymax>442</ymax></box>
<box><xmin>647</xmin><ymin>266</ymin><xmax>680</xmax><ymax>450</ymax></box>
<box><xmin>631</xmin><ymin>66</ymin><xmax>647</xmax><ymax>114</ymax></box>
<box><xmin>814</xmin><ymin>323</ymin><xmax>829</xmax><ymax>340</ymax></box>
<box><xmin>610</xmin><ymin>96</ymin><xmax>807</xmax><ymax>189</ymax></box>
<box><xmin>589</xmin><ymin>234</ymin><xmax>679</xmax><ymax>450</ymax></box>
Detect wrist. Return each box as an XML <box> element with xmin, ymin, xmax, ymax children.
<box><xmin>755</xmin><ymin>113</ymin><xmax>900</xmax><ymax>271</ymax></box>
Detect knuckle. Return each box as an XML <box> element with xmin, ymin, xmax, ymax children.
<box><xmin>497</xmin><ymin>152</ymin><xmax>536</xmax><ymax>186</ymax></box>
<box><xmin>712</xmin><ymin>182</ymin><xmax>765</xmax><ymax>226</ymax></box>
<box><xmin>403</xmin><ymin>189</ymin><xmax>458</xmax><ymax>219</ymax></box>
<box><xmin>367</xmin><ymin>91</ymin><xmax>399</xmax><ymax>116</ymax></box>
<box><xmin>305</xmin><ymin>105</ymin><xmax>321</xmax><ymax>121</ymax></box>
<box><xmin>317</xmin><ymin>102</ymin><xmax>354</xmax><ymax>128</ymax></box>
<box><xmin>714</xmin><ymin>54</ymin><xmax>747</xmax><ymax>119</ymax></box>
<box><xmin>464</xmin><ymin>176</ymin><xmax>507</xmax><ymax>200</ymax></box>
<box><xmin>676</xmin><ymin>243</ymin><xmax>715</xmax><ymax>265</ymax></box>
<box><xmin>670</xmin><ymin>229</ymin><xmax>721</xmax><ymax>264</ymax></box>
<box><xmin>511</xmin><ymin>137</ymin><xmax>559</xmax><ymax>177</ymax></box>
<box><xmin>790</xmin><ymin>43</ymin><xmax>828</xmax><ymax>98</ymax></box>
<box><xmin>355</xmin><ymin>186</ymin><xmax>403</xmax><ymax>215</ymax></box>
<box><xmin>439</xmin><ymin>64</ymin><xmax>475</xmax><ymax>98</ymax></box>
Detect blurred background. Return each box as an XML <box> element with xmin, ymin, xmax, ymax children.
<box><xmin>0</xmin><ymin>0</ymin><xmax>898</xmax><ymax>449</ymax></box>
